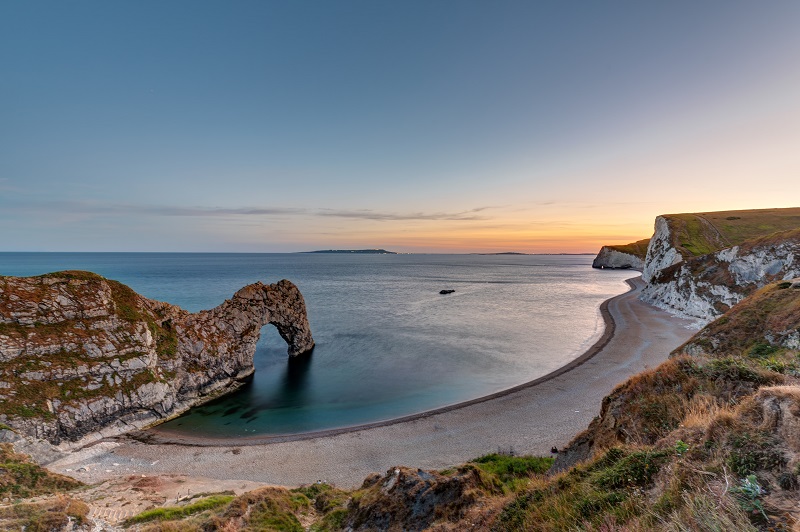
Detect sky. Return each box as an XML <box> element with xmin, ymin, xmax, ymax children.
<box><xmin>1</xmin><ymin>1</ymin><xmax>799</xmax><ymax>253</ymax></box>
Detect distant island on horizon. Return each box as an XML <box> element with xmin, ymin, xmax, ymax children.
<box><xmin>473</xmin><ymin>252</ymin><xmax>531</xmax><ymax>255</ymax></box>
<box><xmin>301</xmin><ymin>249</ymin><xmax>398</xmax><ymax>254</ymax></box>
<box><xmin>471</xmin><ymin>252</ymin><xmax>596</xmax><ymax>256</ymax></box>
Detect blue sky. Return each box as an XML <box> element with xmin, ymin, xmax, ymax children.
<box><xmin>2</xmin><ymin>1</ymin><xmax>799</xmax><ymax>252</ymax></box>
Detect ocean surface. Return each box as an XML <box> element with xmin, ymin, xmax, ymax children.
<box><xmin>0</xmin><ymin>253</ymin><xmax>635</xmax><ymax>438</ymax></box>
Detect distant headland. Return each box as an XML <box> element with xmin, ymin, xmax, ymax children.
<box><xmin>302</xmin><ymin>249</ymin><xmax>397</xmax><ymax>254</ymax></box>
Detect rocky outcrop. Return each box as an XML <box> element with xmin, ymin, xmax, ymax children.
<box><xmin>640</xmin><ymin>229</ymin><xmax>800</xmax><ymax>322</ymax></box>
<box><xmin>592</xmin><ymin>238</ymin><xmax>649</xmax><ymax>271</ymax></box>
<box><xmin>0</xmin><ymin>271</ymin><xmax>314</xmax><ymax>446</ymax></box>
<box><xmin>641</xmin><ymin>216</ymin><xmax>687</xmax><ymax>282</ymax></box>
<box><xmin>592</xmin><ymin>248</ymin><xmax>644</xmax><ymax>270</ymax></box>
<box><xmin>342</xmin><ymin>466</ymin><xmax>490</xmax><ymax>531</ymax></box>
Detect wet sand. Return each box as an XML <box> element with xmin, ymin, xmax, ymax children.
<box><xmin>51</xmin><ymin>276</ymin><xmax>695</xmax><ymax>489</ymax></box>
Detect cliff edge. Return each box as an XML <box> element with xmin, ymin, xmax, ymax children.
<box><xmin>638</xmin><ymin>208</ymin><xmax>800</xmax><ymax>322</ymax></box>
<box><xmin>592</xmin><ymin>238</ymin><xmax>650</xmax><ymax>270</ymax></box>
<box><xmin>0</xmin><ymin>271</ymin><xmax>314</xmax><ymax>446</ymax></box>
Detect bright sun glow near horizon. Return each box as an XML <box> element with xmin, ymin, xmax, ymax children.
<box><xmin>2</xmin><ymin>2</ymin><xmax>800</xmax><ymax>254</ymax></box>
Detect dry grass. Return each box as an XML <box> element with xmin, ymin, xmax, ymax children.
<box><xmin>0</xmin><ymin>494</ymin><xmax>89</xmax><ymax>531</ymax></box>
<box><xmin>680</xmin><ymin>394</ymin><xmax>734</xmax><ymax>429</ymax></box>
<box><xmin>757</xmin><ymin>385</ymin><xmax>800</xmax><ymax>402</ymax></box>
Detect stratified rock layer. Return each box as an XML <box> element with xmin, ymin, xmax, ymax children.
<box><xmin>0</xmin><ymin>271</ymin><xmax>314</xmax><ymax>446</ymax></box>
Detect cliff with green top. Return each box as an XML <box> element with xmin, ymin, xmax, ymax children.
<box><xmin>638</xmin><ymin>207</ymin><xmax>800</xmax><ymax>321</ymax></box>
<box><xmin>592</xmin><ymin>238</ymin><xmax>650</xmax><ymax>270</ymax></box>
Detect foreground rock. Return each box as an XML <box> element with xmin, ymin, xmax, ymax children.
<box><xmin>0</xmin><ymin>271</ymin><xmax>314</xmax><ymax>447</ymax></box>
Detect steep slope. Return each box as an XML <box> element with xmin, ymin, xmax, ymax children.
<box><xmin>640</xmin><ymin>229</ymin><xmax>800</xmax><ymax>321</ymax></box>
<box><xmin>0</xmin><ymin>271</ymin><xmax>314</xmax><ymax>446</ymax></box>
<box><xmin>642</xmin><ymin>207</ymin><xmax>800</xmax><ymax>283</ymax></box>
<box><xmin>677</xmin><ymin>278</ymin><xmax>800</xmax><ymax>359</ymax></box>
<box><xmin>592</xmin><ymin>238</ymin><xmax>650</xmax><ymax>270</ymax></box>
<box><xmin>544</xmin><ymin>279</ymin><xmax>800</xmax><ymax>530</ymax></box>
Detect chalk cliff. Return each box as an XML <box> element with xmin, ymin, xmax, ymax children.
<box><xmin>602</xmin><ymin>208</ymin><xmax>800</xmax><ymax>323</ymax></box>
<box><xmin>640</xmin><ymin>230</ymin><xmax>800</xmax><ymax>322</ymax></box>
<box><xmin>641</xmin><ymin>216</ymin><xmax>689</xmax><ymax>283</ymax></box>
<box><xmin>592</xmin><ymin>238</ymin><xmax>649</xmax><ymax>270</ymax></box>
<box><xmin>0</xmin><ymin>271</ymin><xmax>314</xmax><ymax>446</ymax></box>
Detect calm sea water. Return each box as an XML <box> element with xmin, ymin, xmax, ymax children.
<box><xmin>0</xmin><ymin>253</ymin><xmax>635</xmax><ymax>437</ymax></box>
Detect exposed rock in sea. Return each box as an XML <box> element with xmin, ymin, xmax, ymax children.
<box><xmin>0</xmin><ymin>271</ymin><xmax>314</xmax><ymax>447</ymax></box>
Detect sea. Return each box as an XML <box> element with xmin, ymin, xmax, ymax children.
<box><xmin>0</xmin><ymin>252</ymin><xmax>635</xmax><ymax>438</ymax></box>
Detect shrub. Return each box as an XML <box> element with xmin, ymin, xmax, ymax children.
<box><xmin>729</xmin><ymin>475</ymin><xmax>767</xmax><ymax>521</ymax></box>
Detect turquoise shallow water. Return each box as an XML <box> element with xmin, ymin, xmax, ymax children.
<box><xmin>0</xmin><ymin>253</ymin><xmax>635</xmax><ymax>437</ymax></box>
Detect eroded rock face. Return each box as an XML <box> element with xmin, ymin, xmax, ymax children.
<box><xmin>640</xmin><ymin>230</ymin><xmax>800</xmax><ymax>323</ymax></box>
<box><xmin>642</xmin><ymin>216</ymin><xmax>685</xmax><ymax>283</ymax></box>
<box><xmin>0</xmin><ymin>271</ymin><xmax>314</xmax><ymax>446</ymax></box>
<box><xmin>592</xmin><ymin>247</ymin><xmax>644</xmax><ymax>270</ymax></box>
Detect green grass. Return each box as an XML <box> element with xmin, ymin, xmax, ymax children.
<box><xmin>124</xmin><ymin>494</ymin><xmax>235</xmax><ymax>524</ymax></box>
<box><xmin>669</xmin><ymin>213</ymin><xmax>723</xmax><ymax>256</ymax></box>
<box><xmin>37</xmin><ymin>270</ymin><xmax>106</xmax><ymax>282</ymax></box>
<box><xmin>471</xmin><ymin>453</ymin><xmax>553</xmax><ymax>486</ymax></box>
<box><xmin>663</xmin><ymin>207</ymin><xmax>800</xmax><ymax>259</ymax></box>
<box><xmin>700</xmin><ymin>207</ymin><xmax>800</xmax><ymax>246</ymax></box>
<box><xmin>607</xmin><ymin>238</ymin><xmax>651</xmax><ymax>260</ymax></box>
<box><xmin>493</xmin><ymin>447</ymin><xmax>658</xmax><ymax>530</ymax></box>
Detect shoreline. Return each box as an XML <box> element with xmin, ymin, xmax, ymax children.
<box><xmin>51</xmin><ymin>275</ymin><xmax>697</xmax><ymax>488</ymax></box>
<box><xmin>141</xmin><ymin>277</ymin><xmax>631</xmax><ymax>446</ymax></box>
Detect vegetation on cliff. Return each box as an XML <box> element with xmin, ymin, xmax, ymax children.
<box><xmin>658</xmin><ymin>207</ymin><xmax>800</xmax><ymax>259</ymax></box>
<box><xmin>604</xmin><ymin>238</ymin><xmax>651</xmax><ymax>260</ymax></box>
<box><xmin>0</xmin><ymin>442</ymin><xmax>89</xmax><ymax>529</ymax></box>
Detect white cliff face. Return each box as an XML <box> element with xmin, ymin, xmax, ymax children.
<box><xmin>642</xmin><ymin>216</ymin><xmax>684</xmax><ymax>283</ymax></box>
<box><xmin>592</xmin><ymin>248</ymin><xmax>644</xmax><ymax>270</ymax></box>
<box><xmin>0</xmin><ymin>272</ymin><xmax>315</xmax><ymax>447</ymax></box>
<box><xmin>640</xmin><ymin>234</ymin><xmax>800</xmax><ymax>324</ymax></box>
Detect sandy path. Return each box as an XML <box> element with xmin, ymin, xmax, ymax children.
<box><xmin>51</xmin><ymin>276</ymin><xmax>694</xmax><ymax>489</ymax></box>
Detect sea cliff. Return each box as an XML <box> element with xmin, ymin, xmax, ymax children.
<box><xmin>634</xmin><ymin>208</ymin><xmax>800</xmax><ymax>322</ymax></box>
<box><xmin>0</xmin><ymin>271</ymin><xmax>314</xmax><ymax>447</ymax></box>
<box><xmin>592</xmin><ymin>238</ymin><xmax>650</xmax><ymax>270</ymax></box>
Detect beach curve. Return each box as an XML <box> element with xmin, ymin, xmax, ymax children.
<box><xmin>50</xmin><ymin>276</ymin><xmax>696</xmax><ymax>488</ymax></box>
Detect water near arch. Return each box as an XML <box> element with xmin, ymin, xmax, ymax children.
<box><xmin>0</xmin><ymin>253</ymin><xmax>635</xmax><ymax>438</ymax></box>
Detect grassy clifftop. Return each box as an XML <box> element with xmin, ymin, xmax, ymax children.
<box><xmin>605</xmin><ymin>238</ymin><xmax>651</xmax><ymax>260</ymax></box>
<box><xmin>662</xmin><ymin>207</ymin><xmax>800</xmax><ymax>258</ymax></box>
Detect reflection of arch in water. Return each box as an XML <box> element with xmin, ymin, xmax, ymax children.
<box><xmin>277</xmin><ymin>349</ymin><xmax>314</xmax><ymax>407</ymax></box>
<box><xmin>235</xmin><ymin>336</ymin><xmax>315</xmax><ymax>416</ymax></box>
